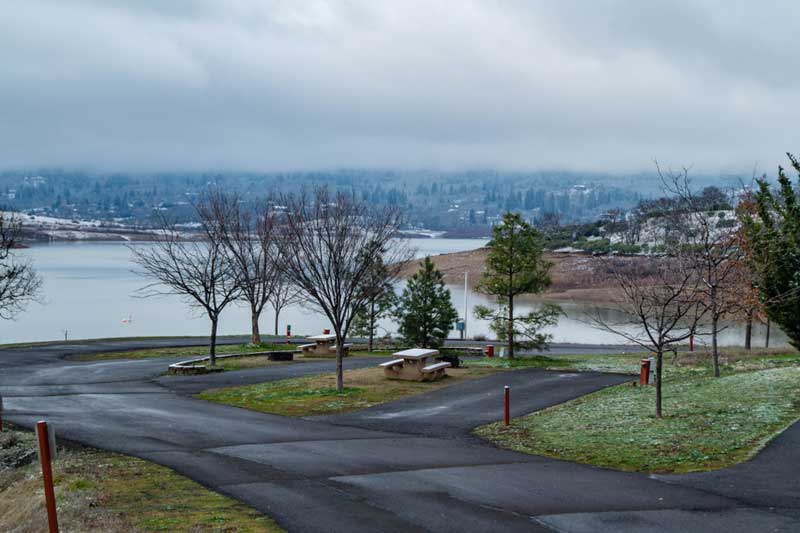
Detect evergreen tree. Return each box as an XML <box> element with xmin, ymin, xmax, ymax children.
<box><xmin>474</xmin><ymin>212</ymin><xmax>560</xmax><ymax>358</ymax></box>
<box><xmin>740</xmin><ymin>153</ymin><xmax>800</xmax><ymax>349</ymax></box>
<box><xmin>395</xmin><ymin>257</ymin><xmax>458</xmax><ymax>348</ymax></box>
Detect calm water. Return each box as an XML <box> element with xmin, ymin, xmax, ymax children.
<box><xmin>1</xmin><ymin>240</ymin><xmax>786</xmax><ymax>347</ymax></box>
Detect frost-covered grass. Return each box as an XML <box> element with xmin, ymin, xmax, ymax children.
<box><xmin>539</xmin><ymin>347</ymin><xmax>800</xmax><ymax>377</ymax></box>
<box><xmin>476</xmin><ymin>365</ymin><xmax>800</xmax><ymax>473</ymax></box>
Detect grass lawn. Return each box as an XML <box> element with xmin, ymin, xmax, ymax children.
<box><xmin>0</xmin><ymin>335</ymin><xmax>254</xmax><ymax>351</ymax></box>
<box><xmin>0</xmin><ymin>426</ymin><xmax>280</xmax><ymax>532</ymax></box>
<box><xmin>74</xmin><ymin>342</ymin><xmax>299</xmax><ymax>362</ymax></box>
<box><xmin>476</xmin><ymin>351</ymin><xmax>800</xmax><ymax>474</ymax></box>
<box><xmin>470</xmin><ymin>355</ymin><xmax>572</xmax><ymax>369</ymax></box>
<box><xmin>198</xmin><ymin>366</ymin><xmax>500</xmax><ymax>417</ymax></box>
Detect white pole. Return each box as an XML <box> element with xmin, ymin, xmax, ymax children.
<box><xmin>464</xmin><ymin>271</ymin><xmax>469</xmax><ymax>339</ymax></box>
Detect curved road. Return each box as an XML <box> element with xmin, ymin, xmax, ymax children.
<box><xmin>1</xmin><ymin>338</ymin><xmax>797</xmax><ymax>532</ymax></box>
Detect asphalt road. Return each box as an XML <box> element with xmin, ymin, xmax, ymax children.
<box><xmin>1</xmin><ymin>337</ymin><xmax>797</xmax><ymax>532</ymax></box>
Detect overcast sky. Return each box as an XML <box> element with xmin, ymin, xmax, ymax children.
<box><xmin>1</xmin><ymin>1</ymin><xmax>797</xmax><ymax>175</ymax></box>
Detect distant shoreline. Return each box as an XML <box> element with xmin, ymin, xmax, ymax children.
<box><xmin>400</xmin><ymin>247</ymin><xmax>659</xmax><ymax>304</ymax></box>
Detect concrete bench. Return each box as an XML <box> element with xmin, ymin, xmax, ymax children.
<box><xmin>380</xmin><ymin>348</ymin><xmax>449</xmax><ymax>381</ymax></box>
<box><xmin>421</xmin><ymin>361</ymin><xmax>452</xmax><ymax>381</ymax></box>
<box><xmin>302</xmin><ymin>340</ymin><xmax>351</xmax><ymax>358</ymax></box>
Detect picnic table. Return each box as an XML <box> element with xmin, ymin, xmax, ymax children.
<box><xmin>379</xmin><ymin>348</ymin><xmax>451</xmax><ymax>381</ymax></box>
<box><xmin>299</xmin><ymin>333</ymin><xmax>351</xmax><ymax>358</ymax></box>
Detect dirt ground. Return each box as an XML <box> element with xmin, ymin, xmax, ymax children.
<box><xmin>400</xmin><ymin>248</ymin><xmax>653</xmax><ymax>302</ymax></box>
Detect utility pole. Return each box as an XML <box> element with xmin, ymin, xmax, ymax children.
<box><xmin>463</xmin><ymin>271</ymin><xmax>468</xmax><ymax>339</ymax></box>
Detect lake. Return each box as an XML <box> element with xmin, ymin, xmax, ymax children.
<box><xmin>1</xmin><ymin>240</ymin><xmax>786</xmax><ymax>348</ymax></box>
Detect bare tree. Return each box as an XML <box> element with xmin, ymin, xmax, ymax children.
<box><xmin>589</xmin><ymin>254</ymin><xmax>705</xmax><ymax>418</ymax></box>
<box><xmin>730</xmin><ymin>191</ymin><xmax>766</xmax><ymax>350</ymax></box>
<box><xmin>130</xmin><ymin>215</ymin><xmax>240</xmax><ymax>365</ymax></box>
<box><xmin>352</xmin><ymin>245</ymin><xmax>407</xmax><ymax>352</ymax></box>
<box><xmin>277</xmin><ymin>187</ymin><xmax>407</xmax><ymax>390</ymax></box>
<box><xmin>0</xmin><ymin>214</ymin><xmax>41</xmax><ymax>319</ymax></box>
<box><xmin>198</xmin><ymin>191</ymin><xmax>279</xmax><ymax>345</ymax></box>
<box><xmin>268</xmin><ymin>269</ymin><xmax>302</xmax><ymax>336</ymax></box>
<box><xmin>657</xmin><ymin>163</ymin><xmax>741</xmax><ymax>377</ymax></box>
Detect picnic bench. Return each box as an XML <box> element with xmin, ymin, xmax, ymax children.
<box><xmin>379</xmin><ymin>348</ymin><xmax>451</xmax><ymax>381</ymax></box>
<box><xmin>299</xmin><ymin>333</ymin><xmax>351</xmax><ymax>358</ymax></box>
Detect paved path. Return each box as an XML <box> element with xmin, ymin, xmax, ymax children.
<box><xmin>1</xmin><ymin>338</ymin><xmax>797</xmax><ymax>532</ymax></box>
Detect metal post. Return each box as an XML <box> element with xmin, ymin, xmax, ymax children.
<box><xmin>36</xmin><ymin>421</ymin><xmax>59</xmax><ymax>533</ymax></box>
<box><xmin>503</xmin><ymin>386</ymin><xmax>510</xmax><ymax>426</ymax></box>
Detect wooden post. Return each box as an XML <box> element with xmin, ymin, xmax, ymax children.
<box><xmin>0</xmin><ymin>395</ymin><xmax>3</xmax><ymax>432</ymax></box>
<box><xmin>36</xmin><ymin>421</ymin><xmax>59</xmax><ymax>533</ymax></box>
<box><xmin>503</xmin><ymin>386</ymin><xmax>510</xmax><ymax>426</ymax></box>
<box><xmin>639</xmin><ymin>359</ymin><xmax>651</xmax><ymax>386</ymax></box>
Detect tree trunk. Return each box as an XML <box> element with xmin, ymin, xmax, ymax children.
<box><xmin>368</xmin><ymin>298</ymin><xmax>375</xmax><ymax>352</ymax></box>
<box><xmin>507</xmin><ymin>295</ymin><xmax>515</xmax><ymax>359</ymax></box>
<box><xmin>209</xmin><ymin>317</ymin><xmax>218</xmax><ymax>367</ymax></box>
<box><xmin>250</xmin><ymin>305</ymin><xmax>261</xmax><ymax>345</ymax></box>
<box><xmin>335</xmin><ymin>331</ymin><xmax>344</xmax><ymax>391</ymax></box>
<box><xmin>712</xmin><ymin>315</ymin><xmax>720</xmax><ymax>377</ymax></box>
<box><xmin>765</xmin><ymin>318</ymin><xmax>771</xmax><ymax>348</ymax></box>
<box><xmin>655</xmin><ymin>349</ymin><xmax>663</xmax><ymax>419</ymax></box>
<box><xmin>274</xmin><ymin>308</ymin><xmax>280</xmax><ymax>336</ymax></box>
<box><xmin>744</xmin><ymin>310</ymin><xmax>752</xmax><ymax>351</ymax></box>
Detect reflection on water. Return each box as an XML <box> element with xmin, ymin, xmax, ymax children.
<box><xmin>428</xmin><ymin>286</ymin><xmax>787</xmax><ymax>348</ymax></box>
<box><xmin>0</xmin><ymin>241</ymin><xmax>787</xmax><ymax>347</ymax></box>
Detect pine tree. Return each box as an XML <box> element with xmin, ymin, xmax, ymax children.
<box><xmin>475</xmin><ymin>212</ymin><xmax>560</xmax><ymax>358</ymax></box>
<box><xmin>395</xmin><ymin>257</ymin><xmax>458</xmax><ymax>348</ymax></box>
<box><xmin>740</xmin><ymin>153</ymin><xmax>800</xmax><ymax>349</ymax></box>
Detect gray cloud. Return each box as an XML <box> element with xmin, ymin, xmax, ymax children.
<box><xmin>0</xmin><ymin>0</ymin><xmax>797</xmax><ymax>174</ymax></box>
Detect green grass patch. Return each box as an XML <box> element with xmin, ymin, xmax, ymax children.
<box><xmin>74</xmin><ymin>342</ymin><xmax>298</xmax><ymax>362</ymax></box>
<box><xmin>470</xmin><ymin>355</ymin><xmax>572</xmax><ymax>369</ymax></box>
<box><xmin>199</xmin><ymin>366</ymin><xmax>500</xmax><ymax>417</ymax></box>
<box><xmin>476</xmin><ymin>366</ymin><xmax>800</xmax><ymax>473</ymax></box>
<box><xmin>348</xmin><ymin>349</ymin><xmax>398</xmax><ymax>358</ymax></box>
<box><xmin>0</xmin><ymin>335</ymin><xmax>254</xmax><ymax>350</ymax></box>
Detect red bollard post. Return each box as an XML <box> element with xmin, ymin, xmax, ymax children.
<box><xmin>689</xmin><ymin>334</ymin><xmax>694</xmax><ymax>352</ymax></box>
<box><xmin>36</xmin><ymin>421</ymin><xmax>59</xmax><ymax>533</ymax></box>
<box><xmin>639</xmin><ymin>358</ymin><xmax>651</xmax><ymax>386</ymax></box>
<box><xmin>485</xmin><ymin>345</ymin><xmax>494</xmax><ymax>358</ymax></box>
<box><xmin>503</xmin><ymin>386</ymin><xmax>510</xmax><ymax>426</ymax></box>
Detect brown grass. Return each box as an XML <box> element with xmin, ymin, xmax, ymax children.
<box><xmin>399</xmin><ymin>249</ymin><xmax>659</xmax><ymax>302</ymax></box>
<box><xmin>0</xmin><ymin>426</ymin><xmax>280</xmax><ymax>532</ymax></box>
